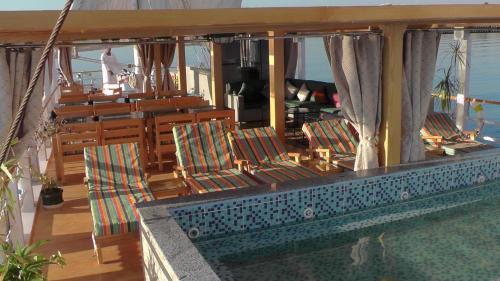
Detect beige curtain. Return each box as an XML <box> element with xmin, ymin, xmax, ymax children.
<box><xmin>323</xmin><ymin>37</ymin><xmax>332</xmax><ymax>65</ymax></box>
<box><xmin>284</xmin><ymin>39</ymin><xmax>298</xmax><ymax>79</ymax></box>
<box><xmin>137</xmin><ymin>44</ymin><xmax>154</xmax><ymax>93</ymax></box>
<box><xmin>327</xmin><ymin>34</ymin><xmax>383</xmax><ymax>171</ymax></box>
<box><xmin>0</xmin><ymin>48</ymin><xmax>44</xmax><ymax>154</ymax></box>
<box><xmin>57</xmin><ymin>47</ymin><xmax>73</xmax><ymax>86</ymax></box>
<box><xmin>161</xmin><ymin>43</ymin><xmax>177</xmax><ymax>91</ymax></box>
<box><xmin>401</xmin><ymin>31</ymin><xmax>441</xmax><ymax>163</ymax></box>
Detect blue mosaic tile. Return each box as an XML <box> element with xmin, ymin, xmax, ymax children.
<box><xmin>205</xmin><ymin>206</ymin><xmax>245</xmax><ymax>236</ymax></box>
<box><xmin>373</xmin><ymin>178</ymin><xmax>402</xmax><ymax>206</ymax></box>
<box><xmin>313</xmin><ymin>184</ymin><xmax>345</xmax><ymax>218</ymax></box>
<box><xmin>171</xmin><ymin>154</ymin><xmax>500</xmax><ymax>239</ymax></box>
<box><xmin>344</xmin><ymin>181</ymin><xmax>374</xmax><ymax>213</ymax></box>
<box><xmin>277</xmin><ymin>188</ymin><xmax>314</xmax><ymax>224</ymax></box>
<box><xmin>244</xmin><ymin>198</ymin><xmax>280</xmax><ymax>231</ymax></box>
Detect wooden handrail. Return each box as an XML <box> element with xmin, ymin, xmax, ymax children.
<box><xmin>433</xmin><ymin>94</ymin><xmax>500</xmax><ymax>106</ymax></box>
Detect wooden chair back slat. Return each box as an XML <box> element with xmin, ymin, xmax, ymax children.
<box><xmin>127</xmin><ymin>92</ymin><xmax>155</xmax><ymax>100</ymax></box>
<box><xmin>89</xmin><ymin>94</ymin><xmax>122</xmax><ymax>103</ymax></box>
<box><xmin>154</xmin><ymin>113</ymin><xmax>196</xmax><ymax>171</ymax></box>
<box><xmin>54</xmin><ymin>123</ymin><xmax>100</xmax><ymax>183</ymax></box>
<box><xmin>136</xmin><ymin>99</ymin><xmax>175</xmax><ymax>112</ymax></box>
<box><xmin>195</xmin><ymin>109</ymin><xmax>235</xmax><ymax>130</ymax></box>
<box><xmin>93</xmin><ymin>103</ymin><xmax>132</xmax><ymax>116</ymax></box>
<box><xmin>170</xmin><ymin>96</ymin><xmax>206</xmax><ymax>108</ymax></box>
<box><xmin>54</xmin><ymin>105</ymin><xmax>94</xmax><ymax>120</ymax></box>
<box><xmin>60</xmin><ymin>84</ymin><xmax>84</xmax><ymax>96</ymax></box>
<box><xmin>58</xmin><ymin>95</ymin><xmax>88</xmax><ymax>105</ymax></box>
<box><xmin>158</xmin><ymin>90</ymin><xmax>187</xmax><ymax>98</ymax></box>
<box><xmin>100</xmin><ymin>119</ymin><xmax>147</xmax><ymax>169</ymax></box>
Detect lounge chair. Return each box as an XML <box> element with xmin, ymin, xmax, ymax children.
<box><xmin>302</xmin><ymin>119</ymin><xmax>359</xmax><ymax>170</ymax></box>
<box><xmin>84</xmin><ymin>143</ymin><xmax>153</xmax><ymax>264</ymax></box>
<box><xmin>228</xmin><ymin>126</ymin><xmax>319</xmax><ymax>183</ymax></box>
<box><xmin>173</xmin><ymin>120</ymin><xmax>259</xmax><ymax>194</ymax></box>
<box><xmin>421</xmin><ymin>112</ymin><xmax>491</xmax><ymax>156</ymax></box>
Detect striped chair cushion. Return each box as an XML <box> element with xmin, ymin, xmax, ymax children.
<box><xmin>187</xmin><ymin>169</ymin><xmax>259</xmax><ymax>194</ymax></box>
<box><xmin>250</xmin><ymin>161</ymin><xmax>319</xmax><ymax>184</ymax></box>
<box><xmin>228</xmin><ymin>127</ymin><xmax>290</xmax><ymax>165</ymax></box>
<box><xmin>422</xmin><ymin>112</ymin><xmax>463</xmax><ymax>141</ymax></box>
<box><xmin>84</xmin><ymin>143</ymin><xmax>145</xmax><ymax>189</ymax></box>
<box><xmin>302</xmin><ymin>119</ymin><xmax>358</xmax><ymax>154</ymax></box>
<box><xmin>89</xmin><ymin>188</ymin><xmax>153</xmax><ymax>237</ymax></box>
<box><xmin>173</xmin><ymin>121</ymin><xmax>234</xmax><ymax>174</ymax></box>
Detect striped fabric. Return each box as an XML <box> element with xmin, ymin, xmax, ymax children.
<box><xmin>228</xmin><ymin>127</ymin><xmax>290</xmax><ymax>165</ymax></box>
<box><xmin>89</xmin><ymin>188</ymin><xmax>152</xmax><ymax>237</ymax></box>
<box><xmin>84</xmin><ymin>143</ymin><xmax>145</xmax><ymax>189</ymax></box>
<box><xmin>422</xmin><ymin>112</ymin><xmax>463</xmax><ymax>141</ymax></box>
<box><xmin>187</xmin><ymin>169</ymin><xmax>259</xmax><ymax>194</ymax></box>
<box><xmin>85</xmin><ymin>143</ymin><xmax>153</xmax><ymax>237</ymax></box>
<box><xmin>302</xmin><ymin>119</ymin><xmax>358</xmax><ymax>155</ymax></box>
<box><xmin>251</xmin><ymin>161</ymin><xmax>319</xmax><ymax>184</ymax></box>
<box><xmin>173</xmin><ymin>121</ymin><xmax>235</xmax><ymax>174</ymax></box>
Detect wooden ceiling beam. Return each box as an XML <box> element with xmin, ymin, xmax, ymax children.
<box><xmin>2</xmin><ymin>5</ymin><xmax>500</xmax><ymax>44</ymax></box>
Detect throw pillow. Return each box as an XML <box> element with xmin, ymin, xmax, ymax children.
<box><xmin>296</xmin><ymin>83</ymin><xmax>311</xmax><ymax>102</ymax></box>
<box><xmin>330</xmin><ymin>92</ymin><xmax>341</xmax><ymax>108</ymax></box>
<box><xmin>310</xmin><ymin>90</ymin><xmax>328</xmax><ymax>104</ymax></box>
<box><xmin>285</xmin><ymin>81</ymin><xmax>299</xmax><ymax>100</ymax></box>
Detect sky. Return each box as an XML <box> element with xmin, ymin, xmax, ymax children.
<box><xmin>2</xmin><ymin>0</ymin><xmax>500</xmax><ymax>10</ymax></box>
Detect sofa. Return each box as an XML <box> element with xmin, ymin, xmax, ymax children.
<box><xmin>224</xmin><ymin>78</ymin><xmax>342</xmax><ymax>123</ymax></box>
<box><xmin>285</xmin><ymin>79</ymin><xmax>339</xmax><ymax>112</ymax></box>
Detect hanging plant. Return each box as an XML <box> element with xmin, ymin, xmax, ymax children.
<box><xmin>434</xmin><ymin>40</ymin><xmax>467</xmax><ymax>112</ymax></box>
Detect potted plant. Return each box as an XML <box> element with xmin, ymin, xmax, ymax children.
<box><xmin>0</xmin><ymin>240</ymin><xmax>65</xmax><ymax>281</ymax></box>
<box><xmin>434</xmin><ymin>40</ymin><xmax>466</xmax><ymax>112</ymax></box>
<box><xmin>37</xmin><ymin>173</ymin><xmax>63</xmax><ymax>209</ymax></box>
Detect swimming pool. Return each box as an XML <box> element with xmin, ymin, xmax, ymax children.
<box><xmin>138</xmin><ymin>150</ymin><xmax>500</xmax><ymax>281</ymax></box>
<box><xmin>195</xmin><ymin>181</ymin><xmax>500</xmax><ymax>281</ymax></box>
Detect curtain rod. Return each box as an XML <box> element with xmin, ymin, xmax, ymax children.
<box><xmin>0</xmin><ymin>38</ymin><xmax>209</xmax><ymax>49</ymax></box>
<box><xmin>4</xmin><ymin>26</ymin><xmax>500</xmax><ymax>48</ymax></box>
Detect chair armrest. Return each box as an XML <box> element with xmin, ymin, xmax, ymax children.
<box><xmin>288</xmin><ymin>152</ymin><xmax>301</xmax><ymax>164</ymax></box>
<box><xmin>315</xmin><ymin>148</ymin><xmax>331</xmax><ymax>162</ymax></box>
<box><xmin>462</xmin><ymin>130</ymin><xmax>477</xmax><ymax>140</ymax></box>
<box><xmin>172</xmin><ymin>165</ymin><xmax>186</xmax><ymax>179</ymax></box>
<box><xmin>422</xmin><ymin>135</ymin><xmax>443</xmax><ymax>147</ymax></box>
<box><xmin>234</xmin><ymin>159</ymin><xmax>251</xmax><ymax>171</ymax></box>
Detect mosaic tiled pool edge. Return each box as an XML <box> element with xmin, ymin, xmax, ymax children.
<box><xmin>195</xmin><ymin>181</ymin><xmax>500</xmax><ymax>261</ymax></box>
<box><xmin>170</xmin><ymin>153</ymin><xmax>500</xmax><ymax>239</ymax></box>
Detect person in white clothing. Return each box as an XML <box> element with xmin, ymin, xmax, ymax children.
<box><xmin>101</xmin><ymin>48</ymin><xmax>122</xmax><ymax>94</ymax></box>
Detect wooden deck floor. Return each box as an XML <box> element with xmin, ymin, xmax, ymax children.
<box><xmin>32</xmin><ymin>159</ymin><xmax>184</xmax><ymax>281</ymax></box>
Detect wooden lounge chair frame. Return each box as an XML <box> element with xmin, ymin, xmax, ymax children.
<box><xmin>154</xmin><ymin>113</ymin><xmax>196</xmax><ymax>171</ymax></box>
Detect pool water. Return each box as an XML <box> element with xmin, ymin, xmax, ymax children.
<box><xmin>195</xmin><ymin>182</ymin><xmax>500</xmax><ymax>281</ymax></box>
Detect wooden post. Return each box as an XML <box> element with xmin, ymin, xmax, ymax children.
<box><xmin>153</xmin><ymin>43</ymin><xmax>162</xmax><ymax>95</ymax></box>
<box><xmin>210</xmin><ymin>42</ymin><xmax>224</xmax><ymax>109</ymax></box>
<box><xmin>177</xmin><ymin>36</ymin><xmax>188</xmax><ymax>93</ymax></box>
<box><xmin>268</xmin><ymin>31</ymin><xmax>286</xmax><ymax>141</ymax></box>
<box><xmin>379</xmin><ymin>24</ymin><xmax>406</xmax><ymax>167</ymax></box>
<box><xmin>454</xmin><ymin>29</ymin><xmax>471</xmax><ymax>131</ymax></box>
